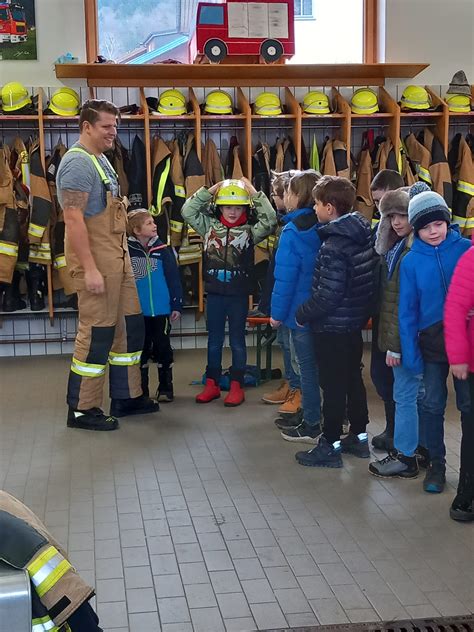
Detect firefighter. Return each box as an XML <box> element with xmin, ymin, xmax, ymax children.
<box><xmin>0</xmin><ymin>490</ymin><xmax>103</xmax><ymax>631</ymax></box>
<box><xmin>57</xmin><ymin>99</ymin><xmax>159</xmax><ymax>431</ymax></box>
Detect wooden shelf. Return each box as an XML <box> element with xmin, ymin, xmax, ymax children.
<box><xmin>55</xmin><ymin>63</ymin><xmax>429</xmax><ymax>88</ymax></box>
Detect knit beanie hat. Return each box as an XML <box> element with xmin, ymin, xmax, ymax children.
<box><xmin>408</xmin><ymin>185</ymin><xmax>451</xmax><ymax>232</ymax></box>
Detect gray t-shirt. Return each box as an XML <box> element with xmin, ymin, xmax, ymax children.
<box><xmin>57</xmin><ymin>142</ymin><xmax>119</xmax><ymax>217</ymax></box>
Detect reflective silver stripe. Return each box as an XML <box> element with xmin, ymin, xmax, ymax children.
<box><xmin>108</xmin><ymin>351</ymin><xmax>142</xmax><ymax>366</ymax></box>
<box><xmin>30</xmin><ymin>552</ymin><xmax>63</xmax><ymax>589</ymax></box>
<box><xmin>28</xmin><ymin>223</ymin><xmax>45</xmax><ymax>238</ymax></box>
<box><xmin>71</xmin><ymin>357</ymin><xmax>106</xmax><ymax>377</ymax></box>
<box><xmin>217</xmin><ymin>195</ymin><xmax>248</xmax><ymax>203</ymax></box>
<box><xmin>417</xmin><ymin>166</ymin><xmax>432</xmax><ymax>184</ymax></box>
<box><xmin>54</xmin><ymin>255</ymin><xmax>67</xmax><ymax>269</ymax></box>
<box><xmin>174</xmin><ymin>185</ymin><xmax>186</xmax><ymax>197</ymax></box>
<box><xmin>32</xmin><ymin>617</ymin><xmax>57</xmax><ymax>631</ymax></box>
<box><xmin>0</xmin><ymin>242</ymin><xmax>18</xmax><ymax>256</ymax></box>
<box><xmin>458</xmin><ymin>180</ymin><xmax>474</xmax><ymax>196</ymax></box>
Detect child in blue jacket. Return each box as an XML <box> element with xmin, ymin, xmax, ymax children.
<box><xmin>270</xmin><ymin>170</ymin><xmax>322</xmax><ymax>443</ymax></box>
<box><xmin>127</xmin><ymin>209</ymin><xmax>183</xmax><ymax>402</ymax></box>
<box><xmin>399</xmin><ymin>189</ymin><xmax>471</xmax><ymax>493</ymax></box>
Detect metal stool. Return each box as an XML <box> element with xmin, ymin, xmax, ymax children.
<box><xmin>0</xmin><ymin>561</ymin><xmax>31</xmax><ymax>632</ymax></box>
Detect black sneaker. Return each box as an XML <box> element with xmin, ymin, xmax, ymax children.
<box><xmin>341</xmin><ymin>432</ymin><xmax>370</xmax><ymax>458</ymax></box>
<box><xmin>274</xmin><ymin>409</ymin><xmax>303</xmax><ymax>430</ymax></box>
<box><xmin>369</xmin><ymin>452</ymin><xmax>419</xmax><ymax>479</ymax></box>
<box><xmin>295</xmin><ymin>435</ymin><xmax>343</xmax><ymax>468</ymax></box>
<box><xmin>110</xmin><ymin>395</ymin><xmax>160</xmax><ymax>418</ymax></box>
<box><xmin>281</xmin><ymin>422</ymin><xmax>322</xmax><ymax>444</ymax></box>
<box><xmin>415</xmin><ymin>445</ymin><xmax>430</xmax><ymax>469</ymax></box>
<box><xmin>67</xmin><ymin>407</ymin><xmax>119</xmax><ymax>431</ymax></box>
<box><xmin>423</xmin><ymin>460</ymin><xmax>446</xmax><ymax>493</ymax></box>
<box><xmin>157</xmin><ymin>388</ymin><xmax>174</xmax><ymax>403</ymax></box>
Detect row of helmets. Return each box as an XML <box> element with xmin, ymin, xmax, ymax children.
<box><xmin>0</xmin><ymin>82</ymin><xmax>80</xmax><ymax>115</ymax></box>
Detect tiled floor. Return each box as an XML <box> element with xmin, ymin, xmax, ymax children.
<box><xmin>1</xmin><ymin>349</ymin><xmax>473</xmax><ymax>632</ymax></box>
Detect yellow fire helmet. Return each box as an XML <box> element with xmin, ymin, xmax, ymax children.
<box><xmin>400</xmin><ymin>85</ymin><xmax>431</xmax><ymax>110</ymax></box>
<box><xmin>204</xmin><ymin>90</ymin><xmax>233</xmax><ymax>114</ymax></box>
<box><xmin>302</xmin><ymin>90</ymin><xmax>330</xmax><ymax>115</ymax></box>
<box><xmin>446</xmin><ymin>93</ymin><xmax>471</xmax><ymax>113</ymax></box>
<box><xmin>215</xmin><ymin>180</ymin><xmax>250</xmax><ymax>206</ymax></box>
<box><xmin>350</xmin><ymin>88</ymin><xmax>379</xmax><ymax>115</ymax></box>
<box><xmin>158</xmin><ymin>89</ymin><xmax>187</xmax><ymax>115</ymax></box>
<box><xmin>1</xmin><ymin>81</ymin><xmax>32</xmax><ymax>112</ymax></box>
<box><xmin>49</xmin><ymin>87</ymin><xmax>80</xmax><ymax>116</ymax></box>
<box><xmin>254</xmin><ymin>92</ymin><xmax>282</xmax><ymax>116</ymax></box>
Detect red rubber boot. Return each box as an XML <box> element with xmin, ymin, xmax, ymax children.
<box><xmin>196</xmin><ymin>378</ymin><xmax>221</xmax><ymax>403</ymax></box>
<box><xmin>224</xmin><ymin>381</ymin><xmax>245</xmax><ymax>407</ymax></box>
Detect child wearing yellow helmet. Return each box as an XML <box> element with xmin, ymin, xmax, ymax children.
<box><xmin>181</xmin><ymin>177</ymin><xmax>277</xmax><ymax>407</ymax></box>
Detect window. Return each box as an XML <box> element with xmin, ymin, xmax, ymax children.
<box><xmin>198</xmin><ymin>6</ymin><xmax>224</xmax><ymax>25</ymax></box>
<box><xmin>294</xmin><ymin>0</ymin><xmax>314</xmax><ymax>19</ymax></box>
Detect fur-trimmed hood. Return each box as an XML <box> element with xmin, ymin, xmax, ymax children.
<box><xmin>375</xmin><ymin>188</ymin><xmax>410</xmax><ymax>255</ymax></box>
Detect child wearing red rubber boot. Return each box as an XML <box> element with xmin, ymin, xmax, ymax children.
<box><xmin>182</xmin><ymin>178</ymin><xmax>276</xmax><ymax>406</ymax></box>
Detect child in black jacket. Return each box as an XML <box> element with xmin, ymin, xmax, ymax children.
<box><xmin>295</xmin><ymin>176</ymin><xmax>377</xmax><ymax>468</ymax></box>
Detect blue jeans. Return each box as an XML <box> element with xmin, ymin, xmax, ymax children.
<box><xmin>393</xmin><ymin>364</ymin><xmax>425</xmax><ymax>456</ymax></box>
<box><xmin>277</xmin><ymin>325</ymin><xmax>300</xmax><ymax>390</ymax></box>
<box><xmin>418</xmin><ymin>361</ymin><xmax>471</xmax><ymax>461</ymax></box>
<box><xmin>206</xmin><ymin>293</ymin><xmax>248</xmax><ymax>380</ymax></box>
<box><xmin>290</xmin><ymin>328</ymin><xmax>321</xmax><ymax>427</ymax></box>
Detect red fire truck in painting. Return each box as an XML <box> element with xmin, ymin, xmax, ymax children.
<box><xmin>190</xmin><ymin>0</ymin><xmax>295</xmax><ymax>63</ymax></box>
<box><xmin>0</xmin><ymin>3</ymin><xmax>27</xmax><ymax>44</ymax></box>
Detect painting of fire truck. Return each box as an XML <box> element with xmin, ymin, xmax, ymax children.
<box><xmin>0</xmin><ymin>0</ymin><xmax>37</xmax><ymax>60</ymax></box>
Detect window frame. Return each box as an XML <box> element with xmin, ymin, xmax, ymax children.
<box><xmin>85</xmin><ymin>0</ymin><xmax>378</xmax><ymax>64</ymax></box>
<box><xmin>294</xmin><ymin>0</ymin><xmax>315</xmax><ymax>21</ymax></box>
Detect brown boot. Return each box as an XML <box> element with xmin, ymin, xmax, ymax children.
<box><xmin>278</xmin><ymin>388</ymin><xmax>302</xmax><ymax>415</ymax></box>
<box><xmin>261</xmin><ymin>380</ymin><xmax>290</xmax><ymax>404</ymax></box>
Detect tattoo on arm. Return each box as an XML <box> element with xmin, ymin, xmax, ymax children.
<box><xmin>61</xmin><ymin>190</ymin><xmax>89</xmax><ymax>212</ymax></box>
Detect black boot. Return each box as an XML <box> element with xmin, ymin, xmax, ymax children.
<box><xmin>140</xmin><ymin>367</ymin><xmax>150</xmax><ymax>398</ymax></box>
<box><xmin>26</xmin><ymin>263</ymin><xmax>46</xmax><ymax>311</ymax></box>
<box><xmin>110</xmin><ymin>395</ymin><xmax>160</xmax><ymax>418</ymax></box>
<box><xmin>450</xmin><ymin>471</ymin><xmax>474</xmax><ymax>521</ymax></box>
<box><xmin>2</xmin><ymin>270</ymin><xmax>26</xmax><ymax>312</ymax></box>
<box><xmin>371</xmin><ymin>400</ymin><xmax>395</xmax><ymax>451</ymax></box>
<box><xmin>157</xmin><ymin>365</ymin><xmax>174</xmax><ymax>402</ymax></box>
<box><xmin>423</xmin><ymin>458</ymin><xmax>446</xmax><ymax>493</ymax></box>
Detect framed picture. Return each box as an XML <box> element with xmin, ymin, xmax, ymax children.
<box><xmin>0</xmin><ymin>0</ymin><xmax>37</xmax><ymax>61</ymax></box>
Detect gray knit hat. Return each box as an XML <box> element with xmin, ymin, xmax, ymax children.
<box><xmin>446</xmin><ymin>70</ymin><xmax>471</xmax><ymax>96</ymax></box>
<box><xmin>408</xmin><ymin>189</ymin><xmax>451</xmax><ymax>232</ymax></box>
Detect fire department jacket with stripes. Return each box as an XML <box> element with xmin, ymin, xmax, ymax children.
<box><xmin>0</xmin><ymin>491</ymin><xmax>97</xmax><ymax>631</ymax></box>
<box><xmin>449</xmin><ymin>134</ymin><xmax>474</xmax><ymax>234</ymax></box>
<box><xmin>127</xmin><ymin>235</ymin><xmax>183</xmax><ymax>317</ymax></box>
<box><xmin>181</xmin><ymin>187</ymin><xmax>277</xmax><ymax>295</ymax></box>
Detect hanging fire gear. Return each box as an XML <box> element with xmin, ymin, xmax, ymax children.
<box><xmin>405</xmin><ymin>128</ymin><xmax>452</xmax><ymax>206</ymax></box>
<box><xmin>399</xmin><ymin>139</ymin><xmax>417</xmax><ymax>186</ymax></box>
<box><xmin>350</xmin><ymin>88</ymin><xmax>379</xmax><ymax>115</ymax></box>
<box><xmin>150</xmin><ymin>135</ymin><xmax>174</xmax><ymax>244</ymax></box>
<box><xmin>226</xmin><ymin>136</ymin><xmax>244</xmax><ymax>180</ymax></box>
<box><xmin>203</xmin><ymin>138</ymin><xmax>224</xmax><ymax>187</ymax></box>
<box><xmin>0</xmin><ymin>145</ymin><xmax>18</xmax><ymax>284</ymax></box>
<box><xmin>126</xmin><ymin>135</ymin><xmax>147</xmax><ymax>210</ymax></box>
<box><xmin>28</xmin><ymin>139</ymin><xmax>52</xmax><ymax>266</ymax></box>
<box><xmin>0</xmin><ymin>490</ymin><xmax>101</xmax><ymax>632</ymax></box>
<box><xmin>449</xmin><ymin>134</ymin><xmax>474</xmax><ymax>234</ymax></box>
<box><xmin>310</xmin><ymin>135</ymin><xmax>320</xmax><ymax>171</ymax></box>
<box><xmin>167</xmin><ymin>139</ymin><xmax>186</xmax><ymax>247</ymax></box>
<box><xmin>105</xmin><ymin>137</ymin><xmax>129</xmax><ymax>197</ymax></box>
<box><xmin>183</xmin><ymin>132</ymin><xmax>206</xmax><ymax>197</ymax></box>
<box><xmin>374</xmin><ymin>137</ymin><xmax>400</xmax><ymax>174</ymax></box>
<box><xmin>63</xmin><ymin>147</ymin><xmax>144</xmax><ymax>412</ymax></box>
<box><xmin>321</xmin><ymin>138</ymin><xmax>350</xmax><ymax>178</ymax></box>
<box><xmin>252</xmin><ymin>142</ymin><xmax>271</xmax><ymax>199</ymax></box>
<box><xmin>47</xmin><ymin>141</ymin><xmax>75</xmax><ymax>295</ymax></box>
<box><xmin>354</xmin><ymin>131</ymin><xmax>375</xmax><ymax>223</ymax></box>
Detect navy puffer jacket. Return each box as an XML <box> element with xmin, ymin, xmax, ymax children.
<box><xmin>296</xmin><ymin>212</ymin><xmax>376</xmax><ymax>333</ymax></box>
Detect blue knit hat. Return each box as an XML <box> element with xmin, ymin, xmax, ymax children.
<box><xmin>408</xmin><ymin>188</ymin><xmax>451</xmax><ymax>232</ymax></box>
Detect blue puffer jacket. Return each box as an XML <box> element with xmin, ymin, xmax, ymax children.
<box><xmin>271</xmin><ymin>208</ymin><xmax>321</xmax><ymax>330</ymax></box>
<box><xmin>399</xmin><ymin>227</ymin><xmax>471</xmax><ymax>375</ymax></box>
<box><xmin>128</xmin><ymin>236</ymin><xmax>183</xmax><ymax>317</ymax></box>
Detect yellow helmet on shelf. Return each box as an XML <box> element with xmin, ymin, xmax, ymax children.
<box><xmin>446</xmin><ymin>93</ymin><xmax>471</xmax><ymax>113</ymax></box>
<box><xmin>350</xmin><ymin>88</ymin><xmax>379</xmax><ymax>115</ymax></box>
<box><xmin>204</xmin><ymin>90</ymin><xmax>233</xmax><ymax>114</ymax></box>
<box><xmin>254</xmin><ymin>92</ymin><xmax>282</xmax><ymax>116</ymax></box>
<box><xmin>215</xmin><ymin>180</ymin><xmax>250</xmax><ymax>206</ymax></box>
<box><xmin>49</xmin><ymin>87</ymin><xmax>80</xmax><ymax>116</ymax></box>
<box><xmin>158</xmin><ymin>89</ymin><xmax>187</xmax><ymax>115</ymax></box>
<box><xmin>1</xmin><ymin>82</ymin><xmax>32</xmax><ymax>112</ymax></box>
<box><xmin>400</xmin><ymin>85</ymin><xmax>431</xmax><ymax>110</ymax></box>
<box><xmin>302</xmin><ymin>91</ymin><xmax>330</xmax><ymax>115</ymax></box>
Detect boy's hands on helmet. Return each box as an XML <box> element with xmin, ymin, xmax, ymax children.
<box><xmin>208</xmin><ymin>183</ymin><xmax>221</xmax><ymax>196</ymax></box>
<box><xmin>240</xmin><ymin>177</ymin><xmax>257</xmax><ymax>197</ymax></box>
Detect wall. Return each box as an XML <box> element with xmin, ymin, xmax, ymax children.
<box><xmin>383</xmin><ymin>0</ymin><xmax>474</xmax><ymax>94</ymax></box>
<box><xmin>1</xmin><ymin>0</ymin><xmax>86</xmax><ymax>88</ymax></box>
